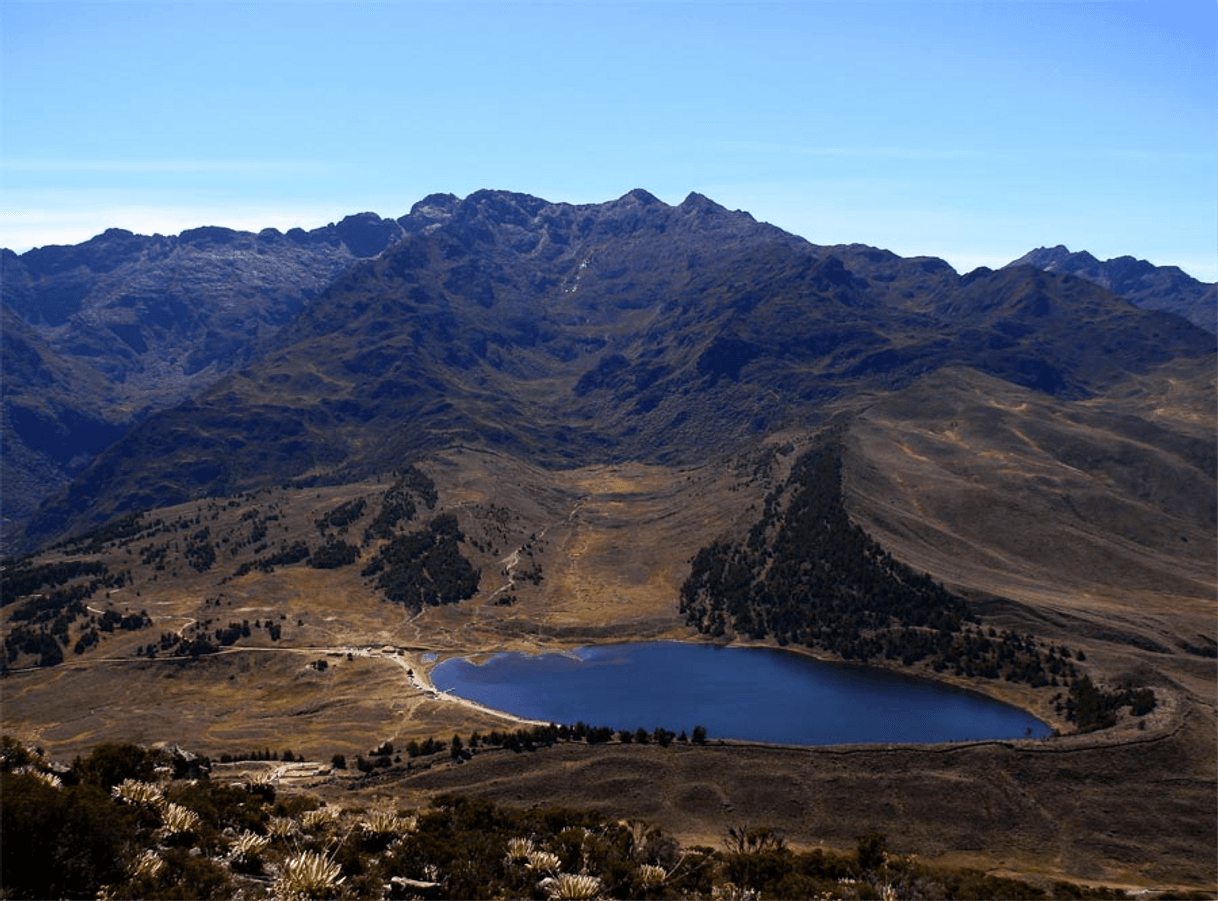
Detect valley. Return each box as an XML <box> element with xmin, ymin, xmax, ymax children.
<box><xmin>2</xmin><ymin>190</ymin><xmax>1215</xmax><ymax>896</ymax></box>
<box><xmin>3</xmin><ymin>408</ymin><xmax>1214</xmax><ymax>891</ymax></box>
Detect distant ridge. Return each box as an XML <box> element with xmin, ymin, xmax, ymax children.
<box><xmin>10</xmin><ymin>189</ymin><xmax>1214</xmax><ymax>552</ymax></box>
<box><xmin>1006</xmin><ymin>245</ymin><xmax>1216</xmax><ymax>333</ymax></box>
<box><xmin>1</xmin><ymin>212</ymin><xmax>415</xmax><ymax>545</ymax></box>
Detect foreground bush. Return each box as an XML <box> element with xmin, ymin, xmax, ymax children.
<box><xmin>0</xmin><ymin>737</ymin><xmax>1144</xmax><ymax>900</ymax></box>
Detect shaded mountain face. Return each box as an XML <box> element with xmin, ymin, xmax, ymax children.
<box><xmin>1007</xmin><ymin>245</ymin><xmax>1216</xmax><ymax>333</ymax></box>
<box><xmin>0</xmin><ymin>210</ymin><xmax>451</xmax><ymax>545</ymax></box>
<box><xmin>9</xmin><ymin>189</ymin><xmax>1216</xmax><ymax>552</ymax></box>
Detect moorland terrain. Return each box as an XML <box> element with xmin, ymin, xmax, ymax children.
<box><xmin>2</xmin><ymin>190</ymin><xmax>1215</xmax><ymax>898</ymax></box>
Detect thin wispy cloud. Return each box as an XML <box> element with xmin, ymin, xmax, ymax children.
<box><xmin>1</xmin><ymin>158</ymin><xmax>322</xmax><ymax>174</ymax></box>
<box><xmin>2</xmin><ymin>1</ymin><xmax>1209</xmax><ymax>279</ymax></box>
<box><xmin>0</xmin><ymin>199</ymin><xmax>355</xmax><ymax>252</ymax></box>
<box><xmin>715</xmin><ymin>141</ymin><xmax>995</xmax><ymax>161</ymax></box>
<box><xmin>714</xmin><ymin>141</ymin><xmax>1209</xmax><ymax>165</ymax></box>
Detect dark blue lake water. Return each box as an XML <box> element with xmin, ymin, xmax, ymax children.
<box><xmin>431</xmin><ymin>641</ymin><xmax>1050</xmax><ymax>745</ymax></box>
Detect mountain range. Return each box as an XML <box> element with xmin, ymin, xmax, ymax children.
<box><xmin>1006</xmin><ymin>244</ymin><xmax>1216</xmax><ymax>332</ymax></box>
<box><xmin>3</xmin><ymin>189</ymin><xmax>1215</xmax><ymax>891</ymax></box>
<box><xmin>3</xmin><ymin>189</ymin><xmax>1214</xmax><ymax>554</ymax></box>
<box><xmin>1</xmin><ymin>210</ymin><xmax>434</xmax><ymax>543</ymax></box>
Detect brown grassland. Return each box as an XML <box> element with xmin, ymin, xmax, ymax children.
<box><xmin>3</xmin><ymin>371</ymin><xmax>1215</xmax><ymax>894</ymax></box>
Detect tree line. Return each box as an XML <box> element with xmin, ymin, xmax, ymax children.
<box><xmin>680</xmin><ymin>441</ymin><xmax>1156</xmax><ymax>731</ymax></box>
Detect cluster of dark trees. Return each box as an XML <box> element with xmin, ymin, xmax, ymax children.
<box><xmin>364</xmin><ymin>465</ymin><xmax>437</xmax><ymax>542</ymax></box>
<box><xmin>681</xmin><ymin>444</ymin><xmax>1074</xmax><ymax>690</ymax></box>
<box><xmin>73</xmin><ymin>610</ymin><xmax>153</xmax><ymax>655</ymax></box>
<box><xmin>2</xmin><ymin>561</ymin><xmax>143</xmax><ymax>669</ymax></box>
<box><xmin>682</xmin><ymin>444</ymin><xmax>974</xmax><ymax>652</ymax></box>
<box><xmin>350</xmin><ymin>723</ymin><xmax>711</xmax><ymax>773</ymax></box>
<box><xmin>3</xmin><ymin>626</ymin><xmax>70</xmax><ymax>668</ymax></box>
<box><xmin>518</xmin><ymin>560</ymin><xmax>545</xmax><ymax>585</ymax></box>
<box><xmin>216</xmin><ymin>747</ymin><xmax>304</xmax><ymax>763</ymax></box>
<box><xmin>1057</xmin><ymin>675</ymin><xmax>1156</xmax><ymax>732</ymax></box>
<box><xmin>8</xmin><ymin>588</ymin><xmax>89</xmax><ymax>626</ymax></box>
<box><xmin>223</xmin><ymin>507</ymin><xmax>280</xmax><ymax>557</ymax></box>
<box><xmin>183</xmin><ymin>527</ymin><xmax>216</xmax><ymax>572</ymax></box>
<box><xmin>678</xmin><ymin>443</ymin><xmax>1161</xmax><ymax>731</ymax></box>
<box><xmin>308</xmin><ymin>537</ymin><xmax>360</xmax><ymax>569</ymax></box>
<box><xmin>134</xmin><ymin>617</ymin><xmax>283</xmax><ymax>659</ymax></box>
<box><xmin>140</xmin><ymin>542</ymin><xmax>170</xmax><ymax>568</ymax></box>
<box><xmin>96</xmin><ymin>609</ymin><xmax>151</xmax><ymax>632</ymax></box>
<box><xmin>128</xmin><ymin>512</ymin><xmax>258</xmax><ymax>573</ymax></box>
<box><xmin>50</xmin><ymin>511</ymin><xmax>155</xmax><ymax>555</ymax></box>
<box><xmin>383</xmin><ymin>722</ymin><xmax>713</xmax><ymax>768</ymax></box>
<box><xmin>219</xmin><ymin>467</ymin><xmax>440</xmax><ymax>578</ymax></box>
<box><xmin>0</xmin><ymin>559</ymin><xmax>112</xmax><ymax>607</ymax></box>
<box><xmin>213</xmin><ymin>620</ymin><xmax>251</xmax><ymax>646</ymax></box>
<box><xmin>232</xmin><ymin>540</ymin><xmax>311</xmax><ymax>577</ymax></box>
<box><xmin>830</xmin><ymin>624</ymin><xmax>1082</xmax><ymax>688</ymax></box>
<box><xmin>360</xmin><ymin>514</ymin><xmax>479</xmax><ymax>611</ymax></box>
<box><xmin>314</xmin><ymin>497</ymin><xmax>366</xmax><ymax>534</ymax></box>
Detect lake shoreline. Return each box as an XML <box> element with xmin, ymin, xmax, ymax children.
<box><xmin>426</xmin><ymin>639</ymin><xmax>1054</xmax><ymax>746</ymax></box>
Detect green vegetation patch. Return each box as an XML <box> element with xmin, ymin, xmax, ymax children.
<box><xmin>361</xmin><ymin>514</ymin><xmax>479</xmax><ymax>610</ymax></box>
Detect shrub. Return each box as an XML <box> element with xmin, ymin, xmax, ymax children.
<box><xmin>274</xmin><ymin>851</ymin><xmax>344</xmax><ymax>900</ymax></box>
<box><xmin>167</xmin><ymin>779</ymin><xmax>270</xmax><ymax>837</ymax></box>
<box><xmin>72</xmin><ymin>741</ymin><xmax>164</xmax><ymax>789</ymax></box>
<box><xmin>0</xmin><ymin>773</ymin><xmax>137</xmax><ymax>898</ymax></box>
<box><xmin>228</xmin><ymin>830</ymin><xmax>270</xmax><ymax>875</ymax></box>
<box><xmin>527</xmin><ymin>850</ymin><xmax>562</xmax><ymax>874</ymax></box>
<box><xmin>112</xmin><ymin>777</ymin><xmax>164</xmax><ymax>808</ymax></box>
<box><xmin>160</xmin><ymin>802</ymin><xmax>201</xmax><ymax>838</ymax></box>
<box><xmin>109</xmin><ymin>847</ymin><xmax>234</xmax><ymax>900</ymax></box>
<box><xmin>539</xmin><ymin>873</ymin><xmax>602</xmax><ymax>899</ymax></box>
<box><xmin>505</xmin><ymin>836</ymin><xmax>535</xmax><ymax>864</ymax></box>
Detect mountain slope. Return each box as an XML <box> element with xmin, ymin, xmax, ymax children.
<box><xmin>17</xmin><ymin>190</ymin><xmax>1215</xmax><ymax>552</ymax></box>
<box><xmin>1007</xmin><ymin>244</ymin><xmax>1216</xmax><ymax>333</ymax></box>
<box><xmin>3</xmin><ymin>191</ymin><xmax>1214</xmax><ymax>893</ymax></box>
<box><xmin>845</xmin><ymin>364</ymin><xmax>1216</xmax><ymax>609</ymax></box>
<box><xmin>0</xmin><ymin>213</ymin><xmax>421</xmax><ymax>546</ymax></box>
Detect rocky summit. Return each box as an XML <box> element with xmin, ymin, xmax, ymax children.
<box><xmin>2</xmin><ymin>190</ymin><xmax>1215</xmax><ymax>895</ymax></box>
<box><xmin>6</xmin><ymin>189</ymin><xmax>1213</xmax><ymax>551</ymax></box>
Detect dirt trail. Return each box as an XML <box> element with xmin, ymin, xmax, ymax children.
<box><xmin>487</xmin><ymin>499</ymin><xmax>586</xmax><ymax>602</ymax></box>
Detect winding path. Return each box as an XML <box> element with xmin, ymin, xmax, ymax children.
<box><xmin>486</xmin><ymin>498</ymin><xmax>585</xmax><ymax>603</ymax></box>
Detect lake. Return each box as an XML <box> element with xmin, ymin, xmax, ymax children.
<box><xmin>431</xmin><ymin>641</ymin><xmax>1051</xmax><ymax>745</ymax></box>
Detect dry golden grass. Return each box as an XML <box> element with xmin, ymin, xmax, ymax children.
<box><xmin>3</xmin><ymin>379</ymin><xmax>1215</xmax><ymax>890</ymax></box>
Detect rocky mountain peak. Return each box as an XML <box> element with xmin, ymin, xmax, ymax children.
<box><xmin>622</xmin><ymin>187</ymin><xmax>663</xmax><ymax>206</ymax></box>
<box><xmin>6</xmin><ymin>189</ymin><xmax>1215</xmax><ymax>552</ymax></box>
<box><xmin>402</xmin><ymin>193</ymin><xmax>460</xmax><ymax>233</ymax></box>
<box><xmin>332</xmin><ymin>212</ymin><xmax>406</xmax><ymax>258</ymax></box>
<box><xmin>1007</xmin><ymin>245</ymin><xmax>1216</xmax><ymax>333</ymax></box>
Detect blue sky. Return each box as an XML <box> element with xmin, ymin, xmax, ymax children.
<box><xmin>2</xmin><ymin>0</ymin><xmax>1214</xmax><ymax>280</ymax></box>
